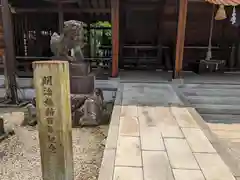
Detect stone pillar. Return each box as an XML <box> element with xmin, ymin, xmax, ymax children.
<box><xmin>33</xmin><ymin>60</ymin><xmax>73</xmax><ymax>180</ymax></box>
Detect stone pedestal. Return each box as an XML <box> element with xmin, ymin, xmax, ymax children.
<box><xmin>70</xmin><ymin>61</ymin><xmax>90</xmax><ymax>76</ymax></box>
<box><xmin>69</xmin><ymin>61</ymin><xmax>104</xmax><ymax>126</ymax></box>
<box><xmin>70</xmin><ymin>62</ymin><xmax>94</xmax><ymax>94</ymax></box>
<box><xmin>70</xmin><ymin>75</ymin><xmax>95</xmax><ymax>94</ymax></box>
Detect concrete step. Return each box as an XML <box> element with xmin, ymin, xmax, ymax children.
<box><xmin>183</xmin><ymin>89</ymin><xmax>240</xmax><ymax>97</ymax></box>
<box><xmin>183</xmin><ymin>88</ymin><xmax>240</xmax><ymax>94</ymax></box>
<box><xmin>179</xmin><ymin>84</ymin><xmax>240</xmax><ymax>90</ymax></box>
<box><xmin>200</xmin><ymin>114</ymin><xmax>240</xmax><ymax>124</ymax></box>
<box><xmin>193</xmin><ymin>104</ymin><xmax>240</xmax><ymax>115</ymax></box>
<box><xmin>187</xmin><ymin>96</ymin><xmax>240</xmax><ymax>105</ymax></box>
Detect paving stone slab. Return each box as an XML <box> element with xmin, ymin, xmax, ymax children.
<box><xmin>115</xmin><ymin>136</ymin><xmax>142</xmax><ymax>167</ymax></box>
<box><xmin>140</xmin><ymin>125</ymin><xmax>165</xmax><ymax>151</ymax></box>
<box><xmin>119</xmin><ymin>116</ymin><xmax>140</xmax><ymax>137</ymax></box>
<box><xmin>98</xmin><ymin>149</ymin><xmax>116</xmax><ymax>180</ymax></box>
<box><xmin>113</xmin><ymin>167</ymin><xmax>143</xmax><ymax>180</ymax></box>
<box><xmin>121</xmin><ymin>105</ymin><xmax>138</xmax><ymax>117</ymax></box>
<box><xmin>155</xmin><ymin>107</ymin><xmax>183</xmax><ymax>138</ymax></box>
<box><xmin>173</xmin><ymin>169</ymin><xmax>205</xmax><ymax>180</ymax></box>
<box><xmin>164</xmin><ymin>138</ymin><xmax>199</xmax><ymax>169</ymax></box>
<box><xmin>171</xmin><ymin>107</ymin><xmax>198</xmax><ymax>128</ymax></box>
<box><xmin>138</xmin><ymin>106</ymin><xmax>155</xmax><ymax>121</ymax></box>
<box><xmin>142</xmin><ymin>151</ymin><xmax>174</xmax><ymax>180</ymax></box>
<box><xmin>110</xmin><ymin>105</ymin><xmax>122</xmax><ymax>126</ymax></box>
<box><xmin>182</xmin><ymin>128</ymin><xmax>216</xmax><ymax>153</ymax></box>
<box><xmin>105</xmin><ymin>125</ymin><xmax>119</xmax><ymax>149</ymax></box>
<box><xmin>194</xmin><ymin>153</ymin><xmax>236</xmax><ymax>180</ymax></box>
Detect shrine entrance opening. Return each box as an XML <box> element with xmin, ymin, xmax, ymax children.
<box><xmin>119</xmin><ymin>0</ymin><xmax>175</xmax><ymax>71</ymax></box>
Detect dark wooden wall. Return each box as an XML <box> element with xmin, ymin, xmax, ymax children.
<box><xmin>120</xmin><ymin>0</ymin><xmax>240</xmax><ymax>70</ymax></box>
<box><xmin>1</xmin><ymin>0</ymin><xmax>240</xmax><ymax>74</ymax></box>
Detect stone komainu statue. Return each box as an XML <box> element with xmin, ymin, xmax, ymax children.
<box><xmin>27</xmin><ymin>21</ymin><xmax>105</xmax><ymax>127</ymax></box>
<box><xmin>50</xmin><ymin>20</ymin><xmax>85</xmax><ymax>61</ymax></box>
<box><xmin>49</xmin><ymin>20</ymin><xmax>104</xmax><ymax>126</ymax></box>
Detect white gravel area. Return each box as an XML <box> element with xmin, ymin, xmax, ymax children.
<box><xmin>0</xmin><ymin>125</ymin><xmax>108</xmax><ymax>180</ymax></box>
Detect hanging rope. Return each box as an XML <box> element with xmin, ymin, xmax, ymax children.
<box><xmin>206</xmin><ymin>5</ymin><xmax>216</xmax><ymax>61</ymax></box>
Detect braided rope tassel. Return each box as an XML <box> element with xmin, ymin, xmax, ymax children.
<box><xmin>231</xmin><ymin>6</ymin><xmax>237</xmax><ymax>25</ymax></box>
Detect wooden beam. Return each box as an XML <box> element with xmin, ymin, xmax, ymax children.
<box><xmin>111</xmin><ymin>0</ymin><xmax>119</xmax><ymax>77</ymax></box>
<box><xmin>33</xmin><ymin>60</ymin><xmax>73</xmax><ymax>180</ymax></box>
<box><xmin>1</xmin><ymin>0</ymin><xmax>19</xmax><ymax>103</ymax></box>
<box><xmin>14</xmin><ymin>7</ymin><xmax>110</xmax><ymax>14</ymax></box>
<box><xmin>174</xmin><ymin>0</ymin><xmax>188</xmax><ymax>79</ymax></box>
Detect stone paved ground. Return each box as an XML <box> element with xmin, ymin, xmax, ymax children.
<box><xmin>98</xmin><ymin>83</ymin><xmax>237</xmax><ymax>180</ymax></box>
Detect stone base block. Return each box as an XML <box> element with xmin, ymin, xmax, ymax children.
<box><xmin>70</xmin><ymin>62</ymin><xmax>90</xmax><ymax>76</ymax></box>
<box><xmin>70</xmin><ymin>75</ymin><xmax>95</xmax><ymax>94</ymax></box>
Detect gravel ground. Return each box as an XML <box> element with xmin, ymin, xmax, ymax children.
<box><xmin>0</xmin><ymin>125</ymin><xmax>108</xmax><ymax>180</ymax></box>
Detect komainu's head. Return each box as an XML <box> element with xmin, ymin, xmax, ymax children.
<box><xmin>64</xmin><ymin>20</ymin><xmax>85</xmax><ymax>39</ymax></box>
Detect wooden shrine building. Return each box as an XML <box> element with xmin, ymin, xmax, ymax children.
<box><xmin>0</xmin><ymin>0</ymin><xmax>240</xmax><ymax>102</ymax></box>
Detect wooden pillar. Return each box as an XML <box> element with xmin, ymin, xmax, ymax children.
<box><xmin>111</xmin><ymin>0</ymin><xmax>119</xmax><ymax>77</ymax></box>
<box><xmin>174</xmin><ymin>0</ymin><xmax>188</xmax><ymax>79</ymax></box>
<box><xmin>1</xmin><ymin>0</ymin><xmax>19</xmax><ymax>103</ymax></box>
<box><xmin>33</xmin><ymin>61</ymin><xmax>73</xmax><ymax>180</ymax></box>
<box><xmin>58</xmin><ymin>2</ymin><xmax>64</xmax><ymax>33</ymax></box>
